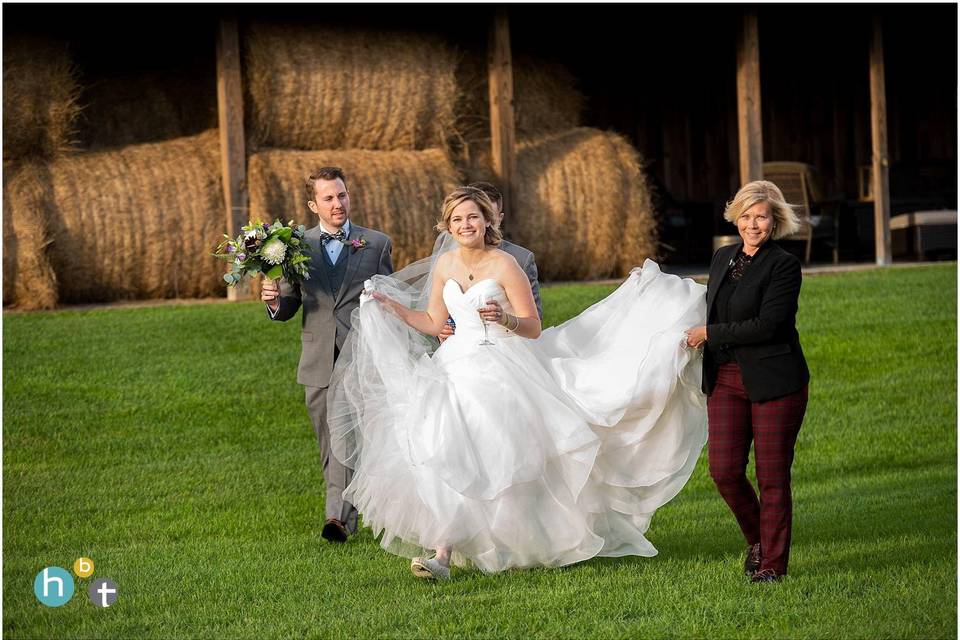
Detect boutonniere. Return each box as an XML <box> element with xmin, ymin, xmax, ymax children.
<box><xmin>341</xmin><ymin>237</ymin><xmax>367</xmax><ymax>253</ymax></box>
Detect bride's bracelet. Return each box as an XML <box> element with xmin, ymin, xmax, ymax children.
<box><xmin>499</xmin><ymin>312</ymin><xmax>520</xmax><ymax>332</ymax></box>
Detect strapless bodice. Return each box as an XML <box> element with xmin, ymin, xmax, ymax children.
<box><xmin>442</xmin><ymin>278</ymin><xmax>516</xmax><ymax>340</ymax></box>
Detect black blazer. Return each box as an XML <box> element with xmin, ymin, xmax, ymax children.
<box><xmin>702</xmin><ymin>241</ymin><xmax>810</xmax><ymax>402</ymax></box>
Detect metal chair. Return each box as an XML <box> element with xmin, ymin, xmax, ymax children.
<box><xmin>762</xmin><ymin>162</ymin><xmax>839</xmax><ymax>264</ymax></box>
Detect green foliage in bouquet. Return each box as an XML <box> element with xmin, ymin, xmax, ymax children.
<box><xmin>214</xmin><ymin>220</ymin><xmax>311</xmax><ymax>285</ymax></box>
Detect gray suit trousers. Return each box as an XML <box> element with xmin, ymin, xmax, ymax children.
<box><xmin>305</xmin><ymin>385</ymin><xmax>358</xmax><ymax>533</ymax></box>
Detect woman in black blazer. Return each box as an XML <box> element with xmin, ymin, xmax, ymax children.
<box><xmin>685</xmin><ymin>180</ymin><xmax>810</xmax><ymax>583</ymax></box>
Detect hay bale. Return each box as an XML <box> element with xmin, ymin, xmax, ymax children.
<box><xmin>244</xmin><ymin>23</ymin><xmax>458</xmax><ymax>151</ymax></box>
<box><xmin>3</xmin><ymin>162</ymin><xmax>59</xmax><ymax>309</ymax></box>
<box><xmin>38</xmin><ymin>130</ymin><xmax>225</xmax><ymax>303</ymax></box>
<box><xmin>466</xmin><ymin>128</ymin><xmax>657</xmax><ymax>281</ymax></box>
<box><xmin>458</xmin><ymin>54</ymin><xmax>584</xmax><ymax>142</ymax></box>
<box><xmin>512</xmin><ymin>57</ymin><xmax>584</xmax><ymax>137</ymax></box>
<box><xmin>248</xmin><ymin>148</ymin><xmax>461</xmax><ymax>268</ymax></box>
<box><xmin>77</xmin><ymin>71</ymin><xmax>217</xmax><ymax>150</ymax></box>
<box><xmin>3</xmin><ymin>37</ymin><xmax>81</xmax><ymax>162</ymax></box>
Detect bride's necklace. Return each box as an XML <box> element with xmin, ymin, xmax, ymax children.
<box><xmin>462</xmin><ymin>250</ymin><xmax>487</xmax><ymax>281</ymax></box>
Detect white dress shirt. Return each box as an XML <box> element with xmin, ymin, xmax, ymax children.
<box><xmin>320</xmin><ymin>219</ymin><xmax>351</xmax><ymax>265</ymax></box>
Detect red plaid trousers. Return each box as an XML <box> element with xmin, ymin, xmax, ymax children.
<box><xmin>707</xmin><ymin>362</ymin><xmax>808</xmax><ymax>575</ymax></box>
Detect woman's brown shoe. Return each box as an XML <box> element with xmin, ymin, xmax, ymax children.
<box><xmin>744</xmin><ymin>543</ymin><xmax>761</xmax><ymax>576</ymax></box>
<box><xmin>751</xmin><ymin>569</ymin><xmax>782</xmax><ymax>583</ymax></box>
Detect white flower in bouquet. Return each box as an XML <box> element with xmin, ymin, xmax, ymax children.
<box><xmin>261</xmin><ymin>238</ymin><xmax>287</xmax><ymax>265</ymax></box>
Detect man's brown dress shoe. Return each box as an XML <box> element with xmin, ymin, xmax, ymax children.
<box><xmin>321</xmin><ymin>518</ymin><xmax>349</xmax><ymax>543</ymax></box>
<box><xmin>751</xmin><ymin>569</ymin><xmax>781</xmax><ymax>583</ymax></box>
<box><xmin>744</xmin><ymin>543</ymin><xmax>761</xmax><ymax>576</ymax></box>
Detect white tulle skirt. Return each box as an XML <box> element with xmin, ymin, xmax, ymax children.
<box><xmin>329</xmin><ymin>260</ymin><xmax>708</xmax><ymax>573</ymax></box>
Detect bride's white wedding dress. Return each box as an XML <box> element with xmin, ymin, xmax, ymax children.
<box><xmin>329</xmin><ymin>259</ymin><xmax>707</xmax><ymax>573</ymax></box>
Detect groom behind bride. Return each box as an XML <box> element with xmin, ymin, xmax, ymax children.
<box><xmin>261</xmin><ymin>167</ymin><xmax>393</xmax><ymax>543</ymax></box>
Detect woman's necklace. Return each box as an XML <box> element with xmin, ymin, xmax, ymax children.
<box><xmin>463</xmin><ymin>249</ymin><xmax>486</xmax><ymax>281</ymax></box>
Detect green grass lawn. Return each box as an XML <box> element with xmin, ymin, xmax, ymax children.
<box><xmin>4</xmin><ymin>264</ymin><xmax>956</xmax><ymax>639</ymax></box>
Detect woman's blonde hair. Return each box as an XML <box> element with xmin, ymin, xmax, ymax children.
<box><xmin>723</xmin><ymin>180</ymin><xmax>801</xmax><ymax>240</ymax></box>
<box><xmin>435</xmin><ymin>186</ymin><xmax>503</xmax><ymax>246</ymax></box>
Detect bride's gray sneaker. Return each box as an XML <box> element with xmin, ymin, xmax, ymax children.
<box><xmin>411</xmin><ymin>556</ymin><xmax>450</xmax><ymax>581</ymax></box>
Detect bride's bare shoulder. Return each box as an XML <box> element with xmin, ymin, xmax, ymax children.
<box><xmin>489</xmin><ymin>247</ymin><xmax>518</xmax><ymax>264</ymax></box>
<box><xmin>491</xmin><ymin>247</ymin><xmax>522</xmax><ymax>270</ymax></box>
<box><xmin>490</xmin><ymin>247</ymin><xmax>526</xmax><ymax>283</ymax></box>
<box><xmin>433</xmin><ymin>250</ymin><xmax>456</xmax><ymax>279</ymax></box>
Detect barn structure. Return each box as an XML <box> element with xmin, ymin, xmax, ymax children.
<box><xmin>3</xmin><ymin>4</ymin><xmax>956</xmax><ymax>309</ymax></box>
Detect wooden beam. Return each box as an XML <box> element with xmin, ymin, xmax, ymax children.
<box><xmin>217</xmin><ymin>16</ymin><xmax>252</xmax><ymax>300</ymax></box>
<box><xmin>869</xmin><ymin>15</ymin><xmax>892</xmax><ymax>266</ymax></box>
<box><xmin>487</xmin><ymin>9</ymin><xmax>517</xmax><ymax>224</ymax></box>
<box><xmin>736</xmin><ymin>12</ymin><xmax>763</xmax><ymax>185</ymax></box>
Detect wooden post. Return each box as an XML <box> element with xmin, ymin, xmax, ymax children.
<box><xmin>869</xmin><ymin>15</ymin><xmax>892</xmax><ymax>266</ymax></box>
<box><xmin>217</xmin><ymin>17</ymin><xmax>251</xmax><ymax>300</ymax></box>
<box><xmin>736</xmin><ymin>12</ymin><xmax>763</xmax><ymax>185</ymax></box>
<box><xmin>487</xmin><ymin>9</ymin><xmax>517</xmax><ymax>224</ymax></box>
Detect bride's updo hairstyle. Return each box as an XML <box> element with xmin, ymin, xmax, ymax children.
<box><xmin>436</xmin><ymin>186</ymin><xmax>503</xmax><ymax>247</ymax></box>
<box><xmin>723</xmin><ymin>180</ymin><xmax>801</xmax><ymax>240</ymax></box>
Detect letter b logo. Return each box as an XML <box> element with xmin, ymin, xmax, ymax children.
<box><xmin>34</xmin><ymin>567</ymin><xmax>75</xmax><ymax>607</ymax></box>
<box><xmin>73</xmin><ymin>557</ymin><xmax>94</xmax><ymax>578</ymax></box>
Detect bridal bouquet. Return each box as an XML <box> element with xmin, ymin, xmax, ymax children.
<box><xmin>214</xmin><ymin>220</ymin><xmax>311</xmax><ymax>285</ymax></box>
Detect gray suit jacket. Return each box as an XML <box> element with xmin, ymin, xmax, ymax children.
<box><xmin>268</xmin><ymin>223</ymin><xmax>393</xmax><ymax>388</ymax></box>
<box><xmin>500</xmin><ymin>239</ymin><xmax>543</xmax><ymax>319</ymax></box>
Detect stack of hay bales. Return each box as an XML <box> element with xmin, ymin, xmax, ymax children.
<box><xmin>3</xmin><ymin>36</ymin><xmax>81</xmax><ymax>309</ymax></box>
<box><xmin>460</xmin><ymin>55</ymin><xmax>657</xmax><ymax>280</ymax></box>
<box><xmin>4</xmin><ymin>23</ymin><xmax>659</xmax><ymax>309</ymax></box>
<box><xmin>3</xmin><ymin>38</ymin><xmax>225</xmax><ymax>309</ymax></box>
<box><xmin>244</xmin><ymin>23</ymin><xmax>461</xmax><ymax>269</ymax></box>
<box><xmin>245</xmin><ymin>26</ymin><xmax>656</xmax><ymax>279</ymax></box>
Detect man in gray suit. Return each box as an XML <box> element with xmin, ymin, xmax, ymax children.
<box><xmin>438</xmin><ymin>182</ymin><xmax>541</xmax><ymax>343</ymax></box>
<box><xmin>261</xmin><ymin>167</ymin><xmax>393</xmax><ymax>543</ymax></box>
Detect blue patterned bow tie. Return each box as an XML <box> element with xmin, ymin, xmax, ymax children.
<box><xmin>320</xmin><ymin>229</ymin><xmax>347</xmax><ymax>245</ymax></box>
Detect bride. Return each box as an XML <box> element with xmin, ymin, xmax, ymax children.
<box><xmin>328</xmin><ymin>186</ymin><xmax>708</xmax><ymax>580</ymax></box>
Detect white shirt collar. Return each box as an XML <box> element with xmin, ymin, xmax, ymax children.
<box><xmin>318</xmin><ymin>219</ymin><xmax>351</xmax><ymax>237</ymax></box>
